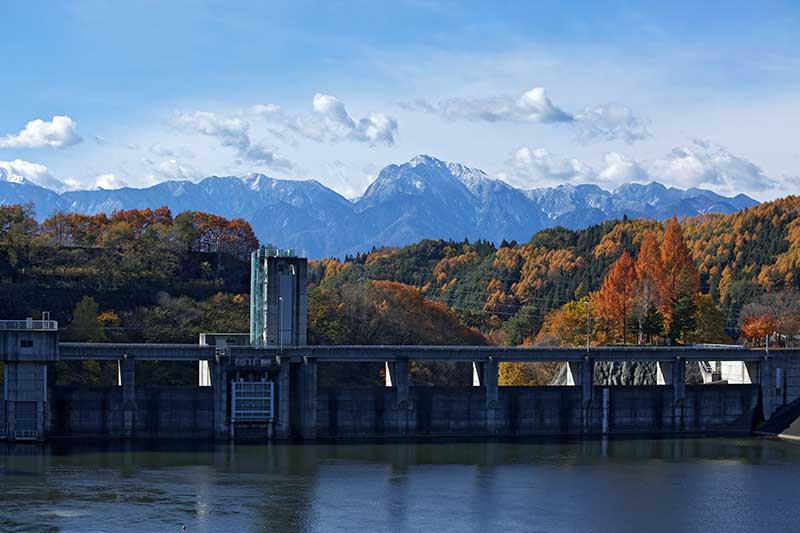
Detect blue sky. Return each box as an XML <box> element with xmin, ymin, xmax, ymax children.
<box><xmin>1</xmin><ymin>0</ymin><xmax>798</xmax><ymax>199</ymax></box>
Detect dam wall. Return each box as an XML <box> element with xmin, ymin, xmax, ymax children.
<box><xmin>34</xmin><ymin>383</ymin><xmax>759</xmax><ymax>440</ymax></box>
<box><xmin>0</xmin><ymin>323</ymin><xmax>796</xmax><ymax>441</ymax></box>
<box><xmin>315</xmin><ymin>384</ymin><xmax>759</xmax><ymax>439</ymax></box>
<box><xmin>47</xmin><ymin>386</ymin><xmax>215</xmax><ymax>438</ymax></box>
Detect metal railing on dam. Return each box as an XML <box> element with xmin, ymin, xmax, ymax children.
<box><xmin>56</xmin><ymin>343</ymin><xmax>784</xmax><ymax>362</ymax></box>
<box><xmin>58</xmin><ymin>342</ymin><xmax>217</xmax><ymax>361</ymax></box>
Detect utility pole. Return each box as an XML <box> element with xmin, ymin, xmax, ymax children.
<box><xmin>279</xmin><ymin>296</ymin><xmax>284</xmax><ymax>354</ymax></box>
<box><xmin>586</xmin><ymin>299</ymin><xmax>591</xmax><ymax>353</ymax></box>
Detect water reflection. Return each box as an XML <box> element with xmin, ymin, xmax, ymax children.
<box><xmin>1</xmin><ymin>438</ymin><xmax>799</xmax><ymax>532</ymax></box>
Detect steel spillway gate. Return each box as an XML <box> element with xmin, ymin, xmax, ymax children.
<box><xmin>231</xmin><ymin>380</ymin><xmax>274</xmax><ymax>423</ymax></box>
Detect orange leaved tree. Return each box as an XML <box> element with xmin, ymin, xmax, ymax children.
<box><xmin>633</xmin><ymin>230</ymin><xmax>667</xmax><ymax>343</ymax></box>
<box><xmin>597</xmin><ymin>250</ymin><xmax>638</xmax><ymax>344</ymax></box>
<box><xmin>661</xmin><ymin>216</ymin><xmax>699</xmax><ymax>305</ymax></box>
<box><xmin>741</xmin><ymin>314</ymin><xmax>776</xmax><ymax>343</ymax></box>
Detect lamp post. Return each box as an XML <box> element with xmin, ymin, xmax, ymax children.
<box><xmin>279</xmin><ymin>296</ymin><xmax>284</xmax><ymax>354</ymax></box>
<box><xmin>585</xmin><ymin>298</ymin><xmax>591</xmax><ymax>353</ymax></box>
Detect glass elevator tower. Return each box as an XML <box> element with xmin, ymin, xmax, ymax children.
<box><xmin>249</xmin><ymin>246</ymin><xmax>308</xmax><ymax>347</ymax></box>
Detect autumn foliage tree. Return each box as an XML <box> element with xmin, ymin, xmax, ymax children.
<box><xmin>632</xmin><ymin>231</ymin><xmax>667</xmax><ymax>342</ymax></box>
<box><xmin>536</xmin><ymin>295</ymin><xmax>616</xmax><ymax>347</ymax></box>
<box><xmin>597</xmin><ymin>251</ymin><xmax>637</xmax><ymax>344</ymax></box>
<box><xmin>661</xmin><ymin>216</ymin><xmax>699</xmax><ymax>304</ymax></box>
<box><xmin>741</xmin><ymin>314</ymin><xmax>777</xmax><ymax>343</ymax></box>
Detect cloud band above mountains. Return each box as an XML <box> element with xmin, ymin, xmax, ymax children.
<box><xmin>505</xmin><ymin>140</ymin><xmax>774</xmax><ymax>195</ymax></box>
<box><xmin>400</xmin><ymin>87</ymin><xmax>650</xmax><ymax>143</ymax></box>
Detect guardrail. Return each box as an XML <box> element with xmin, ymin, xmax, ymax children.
<box><xmin>0</xmin><ymin>319</ymin><xmax>58</xmax><ymax>330</ymax></box>
<box><xmin>58</xmin><ymin>342</ymin><xmax>796</xmax><ymax>362</ymax></box>
<box><xmin>256</xmin><ymin>245</ymin><xmax>304</xmax><ymax>258</ymax></box>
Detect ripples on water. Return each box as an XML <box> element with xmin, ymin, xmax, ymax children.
<box><xmin>1</xmin><ymin>437</ymin><xmax>799</xmax><ymax>532</ymax></box>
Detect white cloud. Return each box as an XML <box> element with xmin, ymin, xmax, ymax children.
<box><xmin>94</xmin><ymin>173</ymin><xmax>128</xmax><ymax>190</ymax></box>
<box><xmin>153</xmin><ymin>159</ymin><xmax>198</xmax><ymax>181</ymax></box>
<box><xmin>598</xmin><ymin>152</ymin><xmax>647</xmax><ymax>183</ymax></box>
<box><xmin>0</xmin><ymin>159</ymin><xmax>71</xmax><ymax>192</ymax></box>
<box><xmin>396</xmin><ymin>98</ymin><xmax>436</xmax><ymax>113</ymax></box>
<box><xmin>400</xmin><ymin>87</ymin><xmax>649</xmax><ymax>144</ymax></box>
<box><xmin>648</xmin><ymin>144</ymin><xmax>774</xmax><ymax>193</ymax></box>
<box><xmin>574</xmin><ymin>103</ymin><xmax>650</xmax><ymax>144</ymax></box>
<box><xmin>149</xmin><ymin>143</ymin><xmax>194</xmax><ymax>159</ymax></box>
<box><xmin>506</xmin><ymin>142</ymin><xmax>773</xmax><ymax>195</ymax></box>
<box><xmin>0</xmin><ymin>115</ymin><xmax>83</xmax><ymax>149</ymax></box>
<box><xmin>435</xmin><ymin>87</ymin><xmax>573</xmax><ymax>124</ymax></box>
<box><xmin>505</xmin><ymin>147</ymin><xmax>594</xmax><ymax>186</ymax></box>
<box><xmin>251</xmin><ymin>103</ymin><xmax>282</xmax><ymax>116</ymax></box>
<box><xmin>251</xmin><ymin>94</ymin><xmax>399</xmax><ymax>146</ymax></box>
<box><xmin>171</xmin><ymin>111</ymin><xmax>293</xmax><ymax>169</ymax></box>
<box><xmin>310</xmin><ymin>94</ymin><xmax>398</xmax><ymax>145</ymax></box>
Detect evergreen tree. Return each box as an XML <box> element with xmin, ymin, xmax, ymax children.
<box><xmin>640</xmin><ymin>304</ymin><xmax>665</xmax><ymax>344</ymax></box>
<box><xmin>692</xmin><ymin>294</ymin><xmax>728</xmax><ymax>343</ymax></box>
<box><xmin>63</xmin><ymin>296</ymin><xmax>107</xmax><ymax>342</ymax></box>
<box><xmin>502</xmin><ymin>305</ymin><xmax>542</xmax><ymax>346</ymax></box>
<box><xmin>669</xmin><ymin>291</ymin><xmax>698</xmax><ymax>344</ymax></box>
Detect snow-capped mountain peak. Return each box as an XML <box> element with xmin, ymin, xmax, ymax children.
<box><xmin>0</xmin><ymin>155</ymin><xmax>758</xmax><ymax>257</ymax></box>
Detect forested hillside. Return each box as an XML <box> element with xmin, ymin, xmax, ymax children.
<box><xmin>312</xmin><ymin>196</ymin><xmax>800</xmax><ymax>347</ymax></box>
<box><xmin>0</xmin><ymin>204</ymin><xmax>487</xmax><ymax>385</ymax></box>
<box><xmin>0</xmin><ymin>204</ymin><xmax>257</xmax><ymax>323</ymax></box>
<box><xmin>4</xmin><ymin>196</ymin><xmax>800</xmax><ymax>354</ymax></box>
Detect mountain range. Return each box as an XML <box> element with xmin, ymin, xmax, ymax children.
<box><xmin>0</xmin><ymin>155</ymin><xmax>758</xmax><ymax>258</ymax></box>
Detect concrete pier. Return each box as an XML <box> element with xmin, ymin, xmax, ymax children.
<box><xmin>275</xmin><ymin>358</ymin><xmax>291</xmax><ymax>439</ymax></box>
<box><xmin>484</xmin><ymin>358</ymin><xmax>498</xmax><ymax>434</ymax></box>
<box><xmin>211</xmin><ymin>359</ymin><xmax>229</xmax><ymax>439</ymax></box>
<box><xmin>3</xmin><ymin>362</ymin><xmax>48</xmax><ymax>441</ymax></box>
<box><xmin>386</xmin><ymin>357</ymin><xmax>413</xmax><ymax>434</ymax></box>
<box><xmin>120</xmin><ymin>358</ymin><xmax>136</xmax><ymax>437</ymax></box>
<box><xmin>299</xmin><ymin>357</ymin><xmax>318</xmax><ymax>440</ymax></box>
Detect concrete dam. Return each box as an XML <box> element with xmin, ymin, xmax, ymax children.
<box><xmin>2</xmin><ymin>247</ymin><xmax>800</xmax><ymax>442</ymax></box>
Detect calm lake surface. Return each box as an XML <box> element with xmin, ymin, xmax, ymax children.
<box><xmin>1</xmin><ymin>437</ymin><xmax>799</xmax><ymax>532</ymax></box>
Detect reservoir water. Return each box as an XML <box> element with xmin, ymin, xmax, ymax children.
<box><xmin>1</xmin><ymin>437</ymin><xmax>799</xmax><ymax>532</ymax></box>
